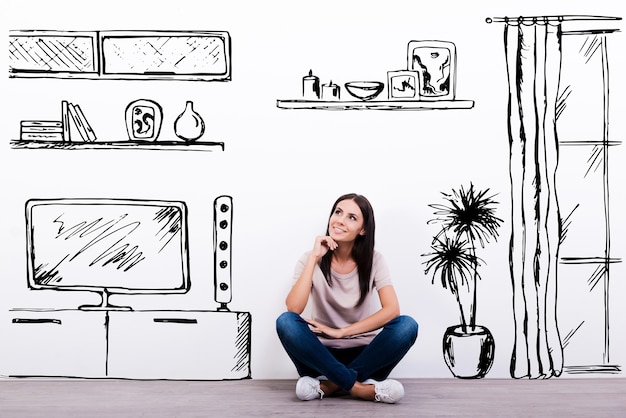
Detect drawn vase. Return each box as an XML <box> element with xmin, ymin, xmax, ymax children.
<box><xmin>174</xmin><ymin>101</ymin><xmax>205</xmax><ymax>142</ymax></box>
<box><xmin>442</xmin><ymin>324</ymin><xmax>495</xmax><ymax>379</ymax></box>
<box><xmin>125</xmin><ymin>99</ymin><xmax>163</xmax><ymax>141</ymax></box>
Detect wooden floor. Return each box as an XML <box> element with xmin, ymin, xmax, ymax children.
<box><xmin>0</xmin><ymin>378</ymin><xmax>625</xmax><ymax>417</ymax></box>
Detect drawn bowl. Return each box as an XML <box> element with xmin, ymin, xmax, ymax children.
<box><xmin>344</xmin><ymin>81</ymin><xmax>384</xmax><ymax>101</ymax></box>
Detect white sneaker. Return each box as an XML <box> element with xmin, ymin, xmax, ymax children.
<box><xmin>363</xmin><ymin>379</ymin><xmax>405</xmax><ymax>403</ymax></box>
<box><xmin>295</xmin><ymin>376</ymin><xmax>324</xmax><ymax>401</ymax></box>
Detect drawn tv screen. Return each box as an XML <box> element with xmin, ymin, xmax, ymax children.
<box><xmin>26</xmin><ymin>199</ymin><xmax>190</xmax><ymax>298</ymax></box>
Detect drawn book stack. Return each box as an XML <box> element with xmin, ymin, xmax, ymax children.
<box><xmin>20</xmin><ymin>101</ymin><xmax>97</xmax><ymax>142</ymax></box>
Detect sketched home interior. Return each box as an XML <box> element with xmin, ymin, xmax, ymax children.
<box><xmin>6</xmin><ymin>196</ymin><xmax>251</xmax><ymax>380</ymax></box>
<box><xmin>7</xmin><ymin>30</ymin><xmax>248</xmax><ymax>378</ymax></box>
<box><xmin>9</xmin><ymin>30</ymin><xmax>228</xmax><ymax>151</ymax></box>
<box><xmin>4</xmin><ymin>13</ymin><xmax>624</xmax><ymax>384</ymax></box>
<box><xmin>276</xmin><ymin>39</ymin><xmax>474</xmax><ymax>111</ymax></box>
<box><xmin>487</xmin><ymin>14</ymin><xmax>622</xmax><ymax>378</ymax></box>
<box><xmin>274</xmin><ymin>17</ymin><xmax>623</xmax><ymax>380</ymax></box>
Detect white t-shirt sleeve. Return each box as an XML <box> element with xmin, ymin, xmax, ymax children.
<box><xmin>372</xmin><ymin>251</ymin><xmax>393</xmax><ymax>290</ymax></box>
<box><xmin>292</xmin><ymin>251</ymin><xmax>313</xmax><ymax>283</ymax></box>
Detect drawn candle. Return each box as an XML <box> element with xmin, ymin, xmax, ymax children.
<box><xmin>302</xmin><ymin>69</ymin><xmax>320</xmax><ymax>100</ymax></box>
<box><xmin>321</xmin><ymin>80</ymin><xmax>340</xmax><ymax>101</ymax></box>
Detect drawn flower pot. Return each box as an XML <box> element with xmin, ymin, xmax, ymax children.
<box><xmin>422</xmin><ymin>183</ymin><xmax>502</xmax><ymax>379</ymax></box>
<box><xmin>442</xmin><ymin>324</ymin><xmax>495</xmax><ymax>379</ymax></box>
<box><xmin>174</xmin><ymin>101</ymin><xmax>205</xmax><ymax>142</ymax></box>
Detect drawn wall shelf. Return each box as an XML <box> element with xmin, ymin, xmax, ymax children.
<box><xmin>9</xmin><ymin>30</ymin><xmax>231</xmax><ymax>81</ymax></box>
<box><xmin>278</xmin><ymin>40</ymin><xmax>473</xmax><ymax>111</ymax></box>
<box><xmin>14</xmin><ymin>99</ymin><xmax>224</xmax><ymax>151</ymax></box>
<box><xmin>276</xmin><ymin>99</ymin><xmax>474</xmax><ymax>111</ymax></box>
<box><xmin>10</xmin><ymin>139</ymin><xmax>225</xmax><ymax>152</ymax></box>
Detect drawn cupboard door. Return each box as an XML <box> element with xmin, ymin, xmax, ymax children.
<box><xmin>4</xmin><ymin>310</ymin><xmax>107</xmax><ymax>377</ymax></box>
<box><xmin>106</xmin><ymin>310</ymin><xmax>251</xmax><ymax>380</ymax></box>
<box><xmin>9</xmin><ymin>31</ymin><xmax>98</xmax><ymax>77</ymax></box>
<box><xmin>99</xmin><ymin>31</ymin><xmax>231</xmax><ymax>81</ymax></box>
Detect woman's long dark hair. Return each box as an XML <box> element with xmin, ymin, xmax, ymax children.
<box><xmin>319</xmin><ymin>193</ymin><xmax>376</xmax><ymax>307</ymax></box>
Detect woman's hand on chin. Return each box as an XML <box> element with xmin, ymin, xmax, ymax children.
<box><xmin>312</xmin><ymin>235</ymin><xmax>338</xmax><ymax>258</ymax></box>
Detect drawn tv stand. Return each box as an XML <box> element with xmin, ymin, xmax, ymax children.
<box><xmin>6</xmin><ymin>307</ymin><xmax>251</xmax><ymax>380</ymax></box>
<box><xmin>5</xmin><ymin>196</ymin><xmax>251</xmax><ymax>380</ymax></box>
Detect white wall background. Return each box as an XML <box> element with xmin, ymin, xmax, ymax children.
<box><xmin>1</xmin><ymin>0</ymin><xmax>625</xmax><ymax>379</ymax></box>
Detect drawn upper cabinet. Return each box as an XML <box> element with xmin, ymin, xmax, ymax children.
<box><xmin>9</xmin><ymin>30</ymin><xmax>231</xmax><ymax>82</ymax></box>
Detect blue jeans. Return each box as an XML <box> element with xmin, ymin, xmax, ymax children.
<box><xmin>276</xmin><ymin>311</ymin><xmax>418</xmax><ymax>391</ymax></box>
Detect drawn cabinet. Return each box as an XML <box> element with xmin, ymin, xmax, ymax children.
<box><xmin>5</xmin><ymin>309</ymin><xmax>107</xmax><ymax>378</ymax></box>
<box><xmin>9</xmin><ymin>30</ymin><xmax>231</xmax><ymax>81</ymax></box>
<box><xmin>106</xmin><ymin>310</ymin><xmax>251</xmax><ymax>380</ymax></box>
<box><xmin>3</xmin><ymin>309</ymin><xmax>251</xmax><ymax>380</ymax></box>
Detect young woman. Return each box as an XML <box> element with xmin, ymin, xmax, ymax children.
<box><xmin>276</xmin><ymin>193</ymin><xmax>418</xmax><ymax>403</ymax></box>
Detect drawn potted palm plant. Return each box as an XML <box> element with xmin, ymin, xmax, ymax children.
<box><xmin>422</xmin><ymin>183</ymin><xmax>502</xmax><ymax>379</ymax></box>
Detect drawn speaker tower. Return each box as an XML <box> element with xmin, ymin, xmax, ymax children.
<box><xmin>214</xmin><ymin>195</ymin><xmax>233</xmax><ymax>311</ymax></box>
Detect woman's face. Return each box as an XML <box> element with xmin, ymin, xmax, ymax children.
<box><xmin>328</xmin><ymin>199</ymin><xmax>365</xmax><ymax>243</ymax></box>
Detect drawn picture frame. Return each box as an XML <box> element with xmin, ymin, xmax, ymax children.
<box><xmin>125</xmin><ymin>99</ymin><xmax>163</xmax><ymax>141</ymax></box>
<box><xmin>407</xmin><ymin>40</ymin><xmax>456</xmax><ymax>100</ymax></box>
<box><xmin>387</xmin><ymin>70</ymin><xmax>420</xmax><ymax>100</ymax></box>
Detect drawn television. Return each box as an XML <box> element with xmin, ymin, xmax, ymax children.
<box><xmin>25</xmin><ymin>198</ymin><xmax>190</xmax><ymax>310</ymax></box>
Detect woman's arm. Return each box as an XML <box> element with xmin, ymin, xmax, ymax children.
<box><xmin>285</xmin><ymin>252</ymin><xmax>318</xmax><ymax>314</ymax></box>
<box><xmin>307</xmin><ymin>285</ymin><xmax>400</xmax><ymax>339</ymax></box>
<box><xmin>285</xmin><ymin>236</ymin><xmax>338</xmax><ymax>314</ymax></box>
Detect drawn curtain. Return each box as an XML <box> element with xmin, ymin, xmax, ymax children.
<box><xmin>504</xmin><ymin>19</ymin><xmax>564</xmax><ymax>378</ymax></box>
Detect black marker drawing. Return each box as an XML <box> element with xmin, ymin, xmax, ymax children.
<box><xmin>174</xmin><ymin>101</ymin><xmax>206</xmax><ymax>142</ymax></box>
<box><xmin>214</xmin><ymin>195</ymin><xmax>233</xmax><ymax>312</ymax></box>
<box><xmin>19</xmin><ymin>101</ymin><xmax>97</xmax><ymax>143</ymax></box>
<box><xmin>4</xmin><ymin>9</ymin><xmax>624</xmax><ymax>384</ymax></box>
<box><xmin>19</xmin><ymin>120</ymin><xmax>64</xmax><ymax>141</ymax></box>
<box><xmin>408</xmin><ymin>40</ymin><xmax>456</xmax><ymax>100</ymax></box>
<box><xmin>343</xmin><ymin>81</ymin><xmax>384</xmax><ymax>101</ymax></box>
<box><xmin>25</xmin><ymin>199</ymin><xmax>190</xmax><ymax>311</ymax></box>
<box><xmin>320</xmin><ymin>80</ymin><xmax>340</xmax><ymax>100</ymax></box>
<box><xmin>302</xmin><ymin>69</ymin><xmax>321</xmax><ymax>100</ymax></box>
<box><xmin>9</xmin><ymin>29</ymin><xmax>228</xmax><ymax>151</ymax></box>
<box><xmin>423</xmin><ymin>184</ymin><xmax>502</xmax><ymax>379</ymax></box>
<box><xmin>11</xmin><ymin>98</ymin><xmax>224</xmax><ymax>151</ymax></box>
<box><xmin>387</xmin><ymin>70</ymin><xmax>419</xmax><ymax>100</ymax></box>
<box><xmin>4</xmin><ymin>197</ymin><xmax>251</xmax><ymax>380</ymax></box>
<box><xmin>9</xmin><ymin>30</ymin><xmax>231</xmax><ymax>81</ymax></box>
<box><xmin>556</xmin><ymin>25</ymin><xmax>622</xmax><ymax>375</ymax></box>
<box><xmin>277</xmin><ymin>39</ymin><xmax>473</xmax><ymax>110</ymax></box>
<box><xmin>487</xmin><ymin>14</ymin><xmax>622</xmax><ymax>378</ymax></box>
<box><xmin>125</xmin><ymin>99</ymin><xmax>163</xmax><ymax>141</ymax></box>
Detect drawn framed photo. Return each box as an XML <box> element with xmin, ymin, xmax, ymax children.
<box><xmin>387</xmin><ymin>70</ymin><xmax>420</xmax><ymax>100</ymax></box>
<box><xmin>125</xmin><ymin>99</ymin><xmax>163</xmax><ymax>141</ymax></box>
<box><xmin>407</xmin><ymin>40</ymin><xmax>456</xmax><ymax>100</ymax></box>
